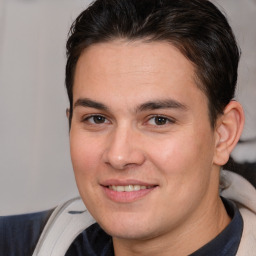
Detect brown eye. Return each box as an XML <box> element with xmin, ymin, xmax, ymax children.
<box><xmin>83</xmin><ymin>115</ymin><xmax>109</xmax><ymax>124</ymax></box>
<box><xmin>154</xmin><ymin>116</ymin><xmax>168</xmax><ymax>125</ymax></box>
<box><xmin>147</xmin><ymin>115</ymin><xmax>175</xmax><ymax>126</ymax></box>
<box><xmin>92</xmin><ymin>115</ymin><xmax>106</xmax><ymax>124</ymax></box>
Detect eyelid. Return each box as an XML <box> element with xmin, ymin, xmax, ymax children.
<box><xmin>82</xmin><ymin>114</ymin><xmax>111</xmax><ymax>124</ymax></box>
<box><xmin>80</xmin><ymin>113</ymin><xmax>176</xmax><ymax>126</ymax></box>
<box><xmin>146</xmin><ymin>115</ymin><xmax>176</xmax><ymax>125</ymax></box>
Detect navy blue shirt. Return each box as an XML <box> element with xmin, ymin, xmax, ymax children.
<box><xmin>0</xmin><ymin>198</ymin><xmax>243</xmax><ymax>256</ymax></box>
<box><xmin>0</xmin><ymin>209</ymin><xmax>53</xmax><ymax>256</ymax></box>
<box><xmin>189</xmin><ymin>198</ymin><xmax>243</xmax><ymax>256</ymax></box>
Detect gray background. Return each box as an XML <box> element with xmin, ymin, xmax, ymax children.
<box><xmin>0</xmin><ymin>0</ymin><xmax>255</xmax><ymax>215</ymax></box>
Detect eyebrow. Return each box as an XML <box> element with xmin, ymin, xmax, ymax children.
<box><xmin>73</xmin><ymin>98</ymin><xmax>187</xmax><ymax>113</ymax></box>
<box><xmin>74</xmin><ymin>98</ymin><xmax>108</xmax><ymax>111</ymax></box>
<box><xmin>137</xmin><ymin>99</ymin><xmax>188</xmax><ymax>112</ymax></box>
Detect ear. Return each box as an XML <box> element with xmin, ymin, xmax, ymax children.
<box><xmin>66</xmin><ymin>108</ymin><xmax>70</xmax><ymax>119</ymax></box>
<box><xmin>213</xmin><ymin>100</ymin><xmax>244</xmax><ymax>166</ymax></box>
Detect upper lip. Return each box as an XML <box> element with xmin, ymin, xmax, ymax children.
<box><xmin>100</xmin><ymin>179</ymin><xmax>158</xmax><ymax>187</ymax></box>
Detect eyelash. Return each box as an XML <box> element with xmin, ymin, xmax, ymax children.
<box><xmin>82</xmin><ymin>114</ymin><xmax>110</xmax><ymax>125</ymax></box>
<box><xmin>146</xmin><ymin>115</ymin><xmax>176</xmax><ymax>126</ymax></box>
<box><xmin>82</xmin><ymin>114</ymin><xmax>175</xmax><ymax>127</ymax></box>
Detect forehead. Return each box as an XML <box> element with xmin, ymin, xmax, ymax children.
<box><xmin>73</xmin><ymin>40</ymin><xmax>206</xmax><ymax>110</ymax></box>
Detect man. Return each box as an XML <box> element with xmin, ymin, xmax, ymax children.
<box><xmin>1</xmin><ymin>0</ymin><xmax>256</xmax><ymax>255</ymax></box>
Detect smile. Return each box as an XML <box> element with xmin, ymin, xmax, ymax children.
<box><xmin>103</xmin><ymin>183</ymin><xmax>158</xmax><ymax>203</ymax></box>
<box><xmin>108</xmin><ymin>185</ymin><xmax>154</xmax><ymax>192</ymax></box>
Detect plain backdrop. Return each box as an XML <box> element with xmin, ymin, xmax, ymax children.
<box><xmin>0</xmin><ymin>0</ymin><xmax>255</xmax><ymax>215</ymax></box>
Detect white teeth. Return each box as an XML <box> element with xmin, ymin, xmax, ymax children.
<box><xmin>125</xmin><ymin>185</ymin><xmax>133</xmax><ymax>192</ymax></box>
<box><xmin>108</xmin><ymin>185</ymin><xmax>152</xmax><ymax>192</ymax></box>
<box><xmin>133</xmin><ymin>185</ymin><xmax>141</xmax><ymax>191</ymax></box>
<box><xmin>116</xmin><ymin>186</ymin><xmax>125</xmax><ymax>192</ymax></box>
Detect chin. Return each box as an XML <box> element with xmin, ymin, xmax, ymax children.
<box><xmin>96</xmin><ymin>212</ymin><xmax>158</xmax><ymax>240</ymax></box>
<box><xmin>104</xmin><ymin>225</ymin><xmax>155</xmax><ymax>240</ymax></box>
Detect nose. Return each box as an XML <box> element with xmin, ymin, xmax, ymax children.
<box><xmin>103</xmin><ymin>126</ymin><xmax>145</xmax><ymax>170</ymax></box>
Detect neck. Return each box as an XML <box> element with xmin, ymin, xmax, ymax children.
<box><xmin>113</xmin><ymin>195</ymin><xmax>230</xmax><ymax>256</ymax></box>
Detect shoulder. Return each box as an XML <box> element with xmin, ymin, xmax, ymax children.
<box><xmin>33</xmin><ymin>197</ymin><xmax>96</xmax><ymax>255</ymax></box>
<box><xmin>220</xmin><ymin>170</ymin><xmax>256</xmax><ymax>255</ymax></box>
<box><xmin>236</xmin><ymin>207</ymin><xmax>256</xmax><ymax>256</ymax></box>
<box><xmin>66</xmin><ymin>222</ymin><xmax>113</xmax><ymax>255</ymax></box>
<box><xmin>0</xmin><ymin>209</ymin><xmax>53</xmax><ymax>256</ymax></box>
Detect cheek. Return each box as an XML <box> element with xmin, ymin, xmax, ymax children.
<box><xmin>69</xmin><ymin>132</ymin><xmax>105</xmax><ymax>211</ymax></box>
<box><xmin>148</xmin><ymin>135</ymin><xmax>201</xmax><ymax>171</ymax></box>
<box><xmin>147</xmin><ymin>130</ymin><xmax>215</xmax><ymax>186</ymax></box>
<box><xmin>70</xmin><ymin>131</ymin><xmax>102</xmax><ymax>180</ymax></box>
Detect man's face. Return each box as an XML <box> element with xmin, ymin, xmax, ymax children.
<box><xmin>70</xmin><ymin>40</ymin><xmax>220</xmax><ymax>240</ymax></box>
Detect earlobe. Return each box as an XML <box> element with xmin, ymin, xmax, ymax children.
<box><xmin>213</xmin><ymin>101</ymin><xmax>244</xmax><ymax>166</ymax></box>
<box><xmin>66</xmin><ymin>108</ymin><xmax>70</xmax><ymax>119</ymax></box>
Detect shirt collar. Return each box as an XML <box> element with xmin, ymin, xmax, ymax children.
<box><xmin>76</xmin><ymin>197</ymin><xmax>243</xmax><ymax>256</ymax></box>
<box><xmin>189</xmin><ymin>197</ymin><xmax>243</xmax><ymax>256</ymax></box>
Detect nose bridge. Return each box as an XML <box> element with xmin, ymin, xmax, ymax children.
<box><xmin>103</xmin><ymin>123</ymin><xmax>145</xmax><ymax>169</ymax></box>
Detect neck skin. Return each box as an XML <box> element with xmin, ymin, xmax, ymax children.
<box><xmin>112</xmin><ymin>169</ymin><xmax>231</xmax><ymax>256</ymax></box>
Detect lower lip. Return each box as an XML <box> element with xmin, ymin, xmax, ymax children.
<box><xmin>102</xmin><ymin>186</ymin><xmax>157</xmax><ymax>203</ymax></box>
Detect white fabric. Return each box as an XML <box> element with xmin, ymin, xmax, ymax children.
<box><xmin>32</xmin><ymin>197</ymin><xmax>95</xmax><ymax>256</ymax></box>
<box><xmin>33</xmin><ymin>171</ymin><xmax>256</xmax><ymax>255</ymax></box>
<box><xmin>221</xmin><ymin>170</ymin><xmax>256</xmax><ymax>256</ymax></box>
